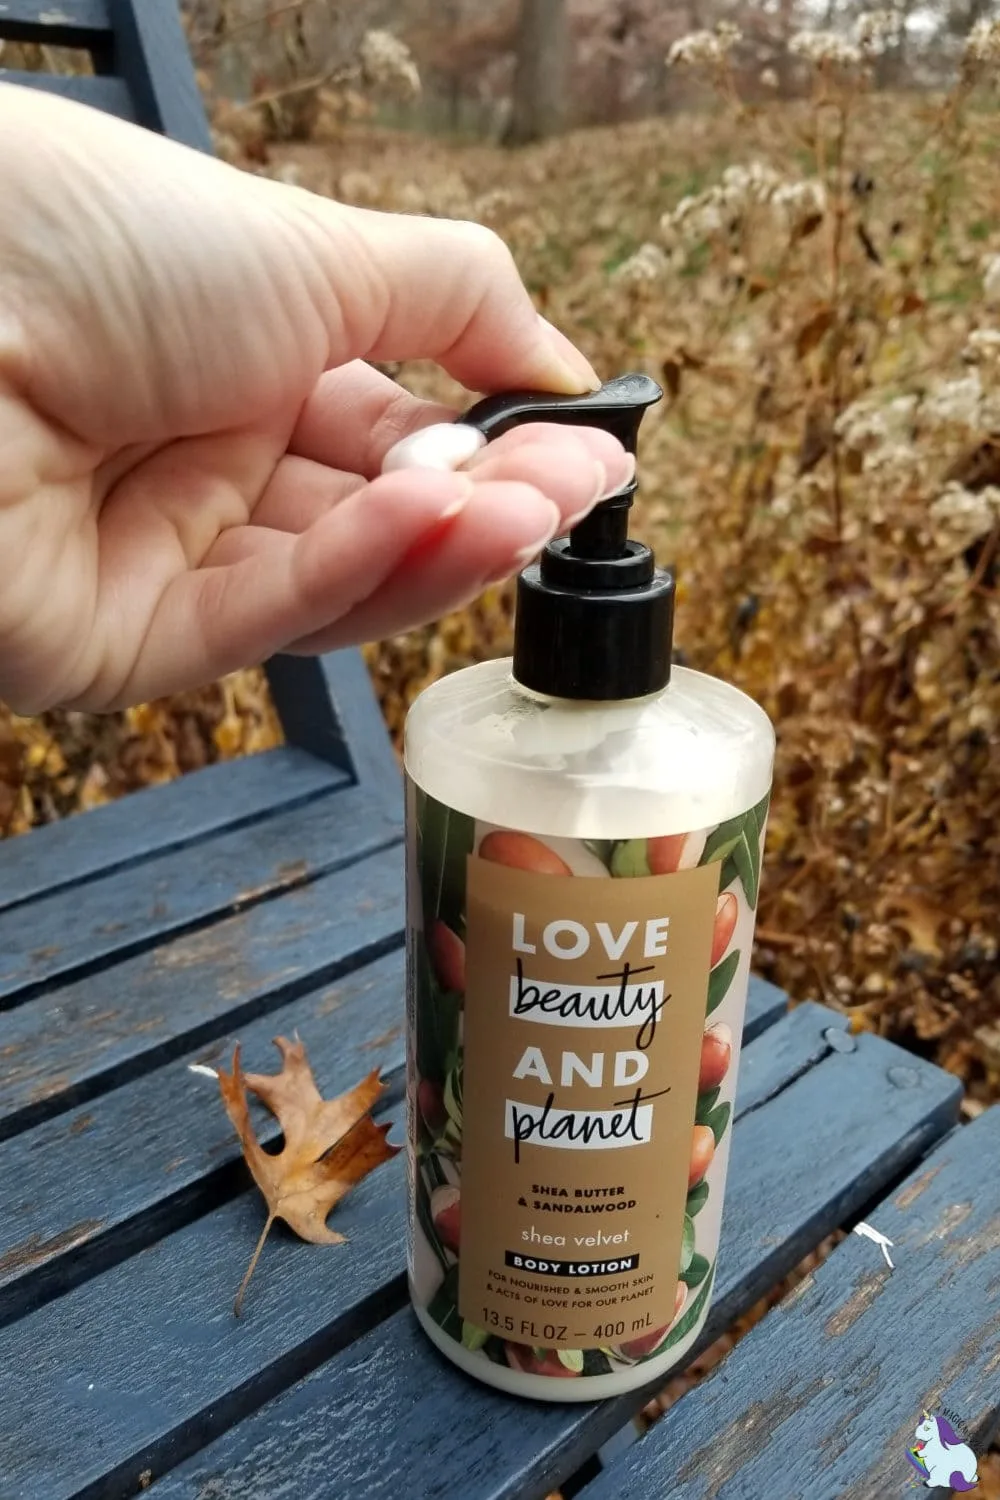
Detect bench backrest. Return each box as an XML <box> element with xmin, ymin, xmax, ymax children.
<box><xmin>0</xmin><ymin>1</ymin><xmax>400</xmax><ymax>815</ymax></box>
<box><xmin>0</xmin><ymin>0</ymin><xmax>211</xmax><ymax>147</ymax></box>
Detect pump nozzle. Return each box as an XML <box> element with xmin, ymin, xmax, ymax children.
<box><xmin>461</xmin><ymin>373</ymin><xmax>662</xmax><ymax>562</ymax></box>
<box><xmin>460</xmin><ymin>371</ymin><xmax>661</xmax><ymax>451</ymax></box>
<box><xmin>460</xmin><ymin>372</ymin><xmax>674</xmax><ymax>701</ymax></box>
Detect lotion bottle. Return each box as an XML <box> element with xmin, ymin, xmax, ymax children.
<box><xmin>404</xmin><ymin>374</ymin><xmax>775</xmax><ymax>1400</ymax></box>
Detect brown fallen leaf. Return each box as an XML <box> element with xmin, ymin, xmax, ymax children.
<box><xmin>219</xmin><ymin>1036</ymin><xmax>399</xmax><ymax>1315</ymax></box>
<box><xmin>877</xmin><ymin>893</ymin><xmax>948</xmax><ymax>958</ymax></box>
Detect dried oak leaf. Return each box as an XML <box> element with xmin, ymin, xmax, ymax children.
<box><xmin>877</xmin><ymin>893</ymin><xmax>948</xmax><ymax>957</ymax></box>
<box><xmin>219</xmin><ymin>1036</ymin><xmax>399</xmax><ymax>1314</ymax></box>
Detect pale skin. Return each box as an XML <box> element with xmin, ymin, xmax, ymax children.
<box><xmin>0</xmin><ymin>85</ymin><xmax>631</xmax><ymax>714</ymax></box>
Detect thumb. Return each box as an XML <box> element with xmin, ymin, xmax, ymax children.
<box><xmin>270</xmin><ymin>190</ymin><xmax>601</xmax><ymax>396</ymax></box>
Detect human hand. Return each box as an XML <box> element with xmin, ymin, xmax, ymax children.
<box><xmin>0</xmin><ymin>86</ymin><xmax>631</xmax><ymax>713</ymax></box>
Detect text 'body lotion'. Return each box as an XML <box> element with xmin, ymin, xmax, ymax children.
<box><xmin>402</xmin><ymin>375</ymin><xmax>775</xmax><ymax>1400</ymax></box>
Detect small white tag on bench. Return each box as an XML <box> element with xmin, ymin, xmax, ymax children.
<box><xmin>853</xmin><ymin>1221</ymin><xmax>895</xmax><ymax>1270</ymax></box>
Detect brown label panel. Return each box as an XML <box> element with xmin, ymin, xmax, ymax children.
<box><xmin>459</xmin><ymin>856</ymin><xmax>718</xmax><ymax>1351</ymax></box>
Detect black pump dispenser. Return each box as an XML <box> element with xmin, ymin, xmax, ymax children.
<box><xmin>461</xmin><ymin>373</ymin><xmax>673</xmax><ymax>700</ymax></box>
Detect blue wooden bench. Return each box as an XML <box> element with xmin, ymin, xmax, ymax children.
<box><xmin>1</xmin><ymin>8</ymin><xmax>997</xmax><ymax>1497</ymax></box>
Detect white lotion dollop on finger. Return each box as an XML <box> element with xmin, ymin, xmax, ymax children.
<box><xmin>382</xmin><ymin>422</ymin><xmax>486</xmax><ymax>474</ymax></box>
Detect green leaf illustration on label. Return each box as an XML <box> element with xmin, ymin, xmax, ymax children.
<box><xmin>706</xmin><ymin>950</ymin><xmax>740</xmax><ymax>1015</ymax></box>
<box><xmin>701</xmin><ymin>830</ymin><xmax>744</xmax><ymax>867</ymax></box>
<box><xmin>443</xmin><ymin>1065</ymin><xmax>463</xmax><ymax>1132</ymax></box>
<box><xmin>415</xmin><ymin>1169</ymin><xmax>451</xmax><ymax>1276</ymax></box>
<box><xmin>680</xmin><ymin>1214</ymin><xmax>696</xmax><ymax>1274</ymax></box>
<box><xmin>686</xmin><ymin>1180</ymin><xmax>710</xmax><ymax>1217</ymax></box>
<box><xmin>557</xmin><ymin>1348</ymin><xmax>585</xmax><ymax>1373</ymax></box>
<box><xmin>610</xmin><ymin>838</ymin><xmax>651</xmax><ymax>878</ymax></box>
<box><xmin>461</xmin><ymin>1321</ymin><xmax>489</xmax><ymax>1352</ymax></box>
<box><xmin>663</xmin><ymin>1264</ymin><xmax>716</xmax><ymax>1351</ymax></box>
<box><xmin>700</xmin><ymin>796</ymin><xmax>767</xmax><ymax>909</ymax></box>
<box><xmin>681</xmin><ymin>1252</ymin><xmax>712</xmax><ymax>1290</ymax></box>
<box><xmin>695</xmin><ymin>1087</ymin><xmax>721</xmax><ymax>1124</ymax></box>
<box><xmin>414</xmin><ymin>943</ymin><xmax>461</xmax><ymax>1098</ymax></box>
<box><xmin>420</xmin><ymin>795</ymin><xmax>475</xmax><ymax>934</ymax></box>
<box><xmin>700</xmin><ymin>812</ymin><xmax>748</xmax><ymax>865</ymax></box>
<box><xmin>750</xmin><ymin>789</ymin><xmax>771</xmax><ymax>832</ymax></box>
<box><xmin>732</xmin><ymin>824</ymin><xmax>761</xmax><ymax>909</ymax></box>
<box><xmin>703</xmin><ymin>1100</ymin><xmax>732</xmax><ymax>1148</ymax></box>
<box><xmin>583</xmin><ymin>839</ymin><xmax>615</xmax><ymax>870</ymax></box>
<box><xmin>427</xmin><ymin>1265</ymin><xmax>461</xmax><ymax>1340</ymax></box>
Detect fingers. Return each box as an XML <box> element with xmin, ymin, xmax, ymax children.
<box><xmin>290</xmin><ymin>363</ymin><xmax>633</xmax><ymax>496</ymax></box>
<box><xmin>289</xmin><ymin>361</ymin><xmax>457</xmax><ymax>479</ymax></box>
<box><xmin>284</xmin><ymin>477</ymin><xmax>558</xmax><ymax>655</ymax></box>
<box><xmin>285</xmin><ymin>194</ymin><xmax>599</xmax><ymax>395</ymax></box>
<box><xmin>258</xmin><ymin>423</ymin><xmax>632</xmax><ymax>535</ymax></box>
<box><xmin>108</xmin><ymin>424</ymin><xmax>621</xmax><ymax>703</ymax></box>
<box><xmin>462</xmin><ymin>423</ymin><xmax>634</xmax><ymax>504</ymax></box>
<box><xmin>109</xmin><ymin>468</ymin><xmax>476</xmax><ymax>702</ymax></box>
<box><xmin>271</xmin><ymin>429</ymin><xmax>633</xmax><ymax>652</ymax></box>
<box><xmin>462</xmin><ymin>438</ymin><xmax>605</xmax><ymax>522</ymax></box>
<box><xmin>251</xmin><ymin>455</ymin><xmax>364</xmax><ymax>532</ymax></box>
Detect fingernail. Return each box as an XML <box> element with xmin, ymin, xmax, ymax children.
<box><xmin>537</xmin><ymin>314</ymin><xmax>602</xmax><ymax>393</ymax></box>
<box><xmin>439</xmin><ymin>474</ymin><xmax>476</xmax><ymax>519</ymax></box>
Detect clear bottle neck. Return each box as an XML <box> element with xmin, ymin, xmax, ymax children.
<box><xmin>509</xmin><ymin>671</ymin><xmax>668</xmax><ymax>713</ymax></box>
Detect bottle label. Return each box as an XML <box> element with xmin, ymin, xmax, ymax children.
<box><xmin>406</xmin><ymin>783</ymin><xmax>769</xmax><ymax>1381</ymax></box>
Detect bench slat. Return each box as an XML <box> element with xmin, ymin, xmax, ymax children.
<box><xmin>134</xmin><ymin>1033</ymin><xmax>960</xmax><ymax>1500</ymax></box>
<box><xmin>0</xmin><ymin>747</ymin><xmax>346</xmax><ymax>916</ymax></box>
<box><xmin>736</xmin><ymin>974</ymin><xmax>786</xmax><ymax>1044</ymax></box>
<box><xmin>0</xmin><ymin>842</ymin><xmax>404</xmax><ymax>1142</ymax></box>
<box><xmin>740</xmin><ymin>975</ymin><xmax>789</xmax><ymax>1042</ymax></box>
<box><xmin>581</xmin><ymin>1107</ymin><xmax>1000</xmax><ymax>1500</ymax></box>
<box><xmin>0</xmin><ymin>976</ymin><xmax>792</xmax><ymax>1329</ymax></box>
<box><xmin>0</xmin><ymin>0</ymin><xmax>110</xmax><ymax>46</ymax></box>
<box><xmin>0</xmin><ymin>821</ymin><xmax>775</xmax><ymax>1147</ymax></box>
<box><xmin>0</xmin><ymin>781</ymin><xmax>398</xmax><ymax>1003</ymax></box>
<box><xmin>0</xmin><ymin>1126</ymin><xmax>411</xmax><ymax>1500</ymax></box>
<box><xmin>0</xmin><ymin>950</ymin><xmax>405</xmax><ymax>1326</ymax></box>
<box><xmin>0</xmin><ymin>1020</ymin><xmax>953</xmax><ymax>1500</ymax></box>
<box><xmin>0</xmin><ymin>67</ymin><xmax>133</xmax><ymax>116</ymax></box>
<box><xmin>732</xmin><ymin>995</ymin><xmax>836</xmax><ymax>1113</ymax></box>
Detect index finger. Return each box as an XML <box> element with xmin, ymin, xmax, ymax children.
<box><xmin>290</xmin><ymin>362</ymin><xmax>627</xmax><ymax>483</ymax></box>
